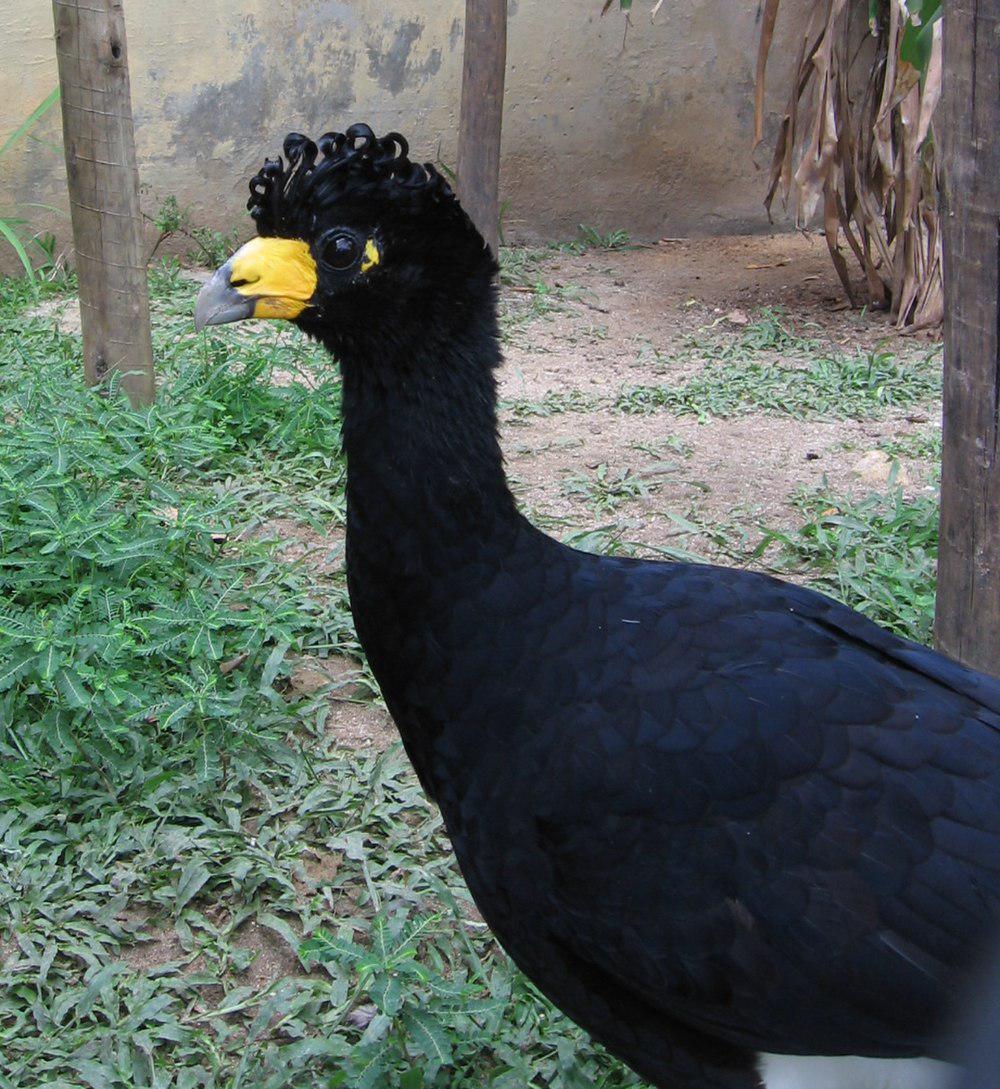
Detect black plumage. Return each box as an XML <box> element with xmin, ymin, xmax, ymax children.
<box><xmin>955</xmin><ymin>943</ymin><xmax>1000</xmax><ymax>1089</ymax></box>
<box><xmin>196</xmin><ymin>124</ymin><xmax>1000</xmax><ymax>1089</ymax></box>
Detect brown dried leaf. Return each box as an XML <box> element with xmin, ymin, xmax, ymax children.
<box><xmin>754</xmin><ymin>0</ymin><xmax>941</xmax><ymax>328</ymax></box>
<box><xmin>890</xmin><ymin>61</ymin><xmax>922</xmax><ymax>113</ymax></box>
<box><xmin>219</xmin><ymin>653</ymin><xmax>249</xmax><ymax>676</ymax></box>
<box><xmin>791</xmin><ymin>0</ymin><xmax>846</xmax><ymax>224</ymax></box>
<box><xmin>915</xmin><ymin>20</ymin><xmax>942</xmax><ymax>150</ymax></box>
<box><xmin>823</xmin><ymin>177</ymin><xmax>856</xmax><ymax>306</ymax></box>
<box><xmin>753</xmin><ymin>0</ymin><xmax>782</xmax><ymax>148</ymax></box>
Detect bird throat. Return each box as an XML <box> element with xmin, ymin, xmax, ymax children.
<box><xmin>335</xmin><ymin>321</ymin><xmax>535</xmax><ymax>775</ymax></box>
<box><xmin>337</xmin><ymin>315</ymin><xmax>519</xmax><ymax>562</ymax></box>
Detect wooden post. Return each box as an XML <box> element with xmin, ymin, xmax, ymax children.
<box><xmin>52</xmin><ymin>0</ymin><xmax>155</xmax><ymax>406</ymax></box>
<box><xmin>457</xmin><ymin>0</ymin><xmax>507</xmax><ymax>258</ymax></box>
<box><xmin>934</xmin><ymin>0</ymin><xmax>1000</xmax><ymax>673</ymax></box>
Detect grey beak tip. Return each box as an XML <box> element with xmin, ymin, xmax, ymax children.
<box><xmin>194</xmin><ymin>262</ymin><xmax>254</xmax><ymax>331</ymax></box>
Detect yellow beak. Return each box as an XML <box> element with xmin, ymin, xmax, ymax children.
<box><xmin>194</xmin><ymin>237</ymin><xmax>318</xmax><ymax>329</ymax></box>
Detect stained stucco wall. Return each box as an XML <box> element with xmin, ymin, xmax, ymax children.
<box><xmin>1</xmin><ymin>1</ymin><xmax>810</xmax><ymax>264</ymax></box>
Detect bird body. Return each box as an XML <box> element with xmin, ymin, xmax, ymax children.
<box><xmin>342</xmin><ymin>357</ymin><xmax>1000</xmax><ymax>1089</ymax></box>
<box><xmin>196</xmin><ymin>124</ymin><xmax>1000</xmax><ymax>1088</ymax></box>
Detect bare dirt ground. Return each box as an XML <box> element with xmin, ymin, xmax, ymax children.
<box><xmin>499</xmin><ymin>232</ymin><xmax>938</xmax><ymax>537</ymax></box>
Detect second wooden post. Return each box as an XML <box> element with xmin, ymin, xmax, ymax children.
<box><xmin>457</xmin><ymin>0</ymin><xmax>508</xmax><ymax>259</ymax></box>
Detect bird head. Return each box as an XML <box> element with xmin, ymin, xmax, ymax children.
<box><xmin>195</xmin><ymin>123</ymin><xmax>496</xmax><ymax>355</ymax></box>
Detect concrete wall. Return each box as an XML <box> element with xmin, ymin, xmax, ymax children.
<box><xmin>1</xmin><ymin>1</ymin><xmax>810</xmax><ymax>264</ymax></box>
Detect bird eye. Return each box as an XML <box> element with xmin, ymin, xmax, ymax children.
<box><xmin>320</xmin><ymin>231</ymin><xmax>361</xmax><ymax>270</ymax></box>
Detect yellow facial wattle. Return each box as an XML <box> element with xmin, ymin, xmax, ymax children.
<box><xmin>195</xmin><ymin>232</ymin><xmax>384</xmax><ymax>331</ymax></box>
<box><xmin>229</xmin><ymin>236</ymin><xmax>318</xmax><ymax>320</ymax></box>
<box><xmin>361</xmin><ymin>238</ymin><xmax>380</xmax><ymax>273</ymax></box>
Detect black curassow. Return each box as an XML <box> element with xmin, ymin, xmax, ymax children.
<box><xmin>195</xmin><ymin>124</ymin><xmax>1000</xmax><ymax>1089</ymax></box>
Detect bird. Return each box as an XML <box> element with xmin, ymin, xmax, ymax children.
<box><xmin>195</xmin><ymin>123</ymin><xmax>1000</xmax><ymax>1089</ymax></box>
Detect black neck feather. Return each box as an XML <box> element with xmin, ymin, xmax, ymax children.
<box><xmin>327</xmin><ymin>266</ymin><xmax>553</xmax><ymax>785</ymax></box>
<box><xmin>332</xmin><ymin>280</ymin><xmax>519</xmax><ymax>544</ymax></box>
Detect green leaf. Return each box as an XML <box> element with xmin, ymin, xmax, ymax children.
<box><xmin>72</xmin><ymin>1059</ymin><xmax>114</xmax><ymax>1089</ymax></box>
<box><xmin>159</xmin><ymin>698</ymin><xmax>194</xmax><ymax>730</ymax></box>
<box><xmin>0</xmin><ymin>87</ymin><xmax>60</xmax><ymax>158</ymax></box>
<box><xmin>37</xmin><ymin>644</ymin><xmax>61</xmax><ymax>680</ymax></box>
<box><xmin>399</xmin><ymin>1070</ymin><xmax>424</xmax><ymax>1089</ymax></box>
<box><xmin>77</xmin><ymin>963</ymin><xmax>123</xmax><ymax>1016</ymax></box>
<box><xmin>175</xmin><ymin>859</ymin><xmax>211</xmax><ymax>909</ymax></box>
<box><xmin>371</xmin><ymin>911</ymin><xmax>392</xmax><ymax>962</ymax></box>
<box><xmin>257</xmin><ymin>911</ymin><xmax>301</xmax><ymax>955</ymax></box>
<box><xmin>260</xmin><ymin>639</ymin><xmax>290</xmax><ymax>690</ymax></box>
<box><xmin>194</xmin><ymin>730</ymin><xmax>220</xmax><ymax>780</ymax></box>
<box><xmin>202</xmin><ymin>625</ymin><xmax>223</xmax><ymax>660</ymax></box>
<box><xmin>369</xmin><ymin>972</ymin><xmax>403</xmax><ymax>1016</ymax></box>
<box><xmin>353</xmin><ymin>1043</ymin><xmax>390</xmax><ymax>1089</ymax></box>
<box><xmin>55</xmin><ymin>667</ymin><xmax>90</xmax><ymax>708</ymax></box>
<box><xmin>300</xmin><ymin>928</ymin><xmax>366</xmax><ymax>965</ymax></box>
<box><xmin>900</xmin><ymin>5</ymin><xmax>941</xmax><ymax>73</ymax></box>
<box><xmin>401</xmin><ymin>1007</ymin><xmax>454</xmax><ymax>1068</ymax></box>
<box><xmin>0</xmin><ymin>218</ymin><xmax>35</xmax><ymax>281</ymax></box>
<box><xmin>0</xmin><ymin>647</ymin><xmax>37</xmax><ymax>691</ymax></box>
<box><xmin>461</xmin><ymin>995</ymin><xmax>508</xmax><ymax>1018</ymax></box>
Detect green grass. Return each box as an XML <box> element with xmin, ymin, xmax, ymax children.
<box><xmin>560</xmin><ymin>463</ymin><xmax>670</xmax><ymax>515</ymax></box>
<box><xmin>756</xmin><ymin>477</ymin><xmax>939</xmax><ymax>644</ymax></box>
<box><xmin>879</xmin><ymin>428</ymin><xmax>943</xmax><ymax>462</ymax></box>
<box><xmin>691</xmin><ymin>307</ymin><xmax>821</xmax><ymax>357</ymax></box>
<box><xmin>499</xmin><ymin>280</ymin><xmax>584</xmax><ymax>341</ymax></box>
<box><xmin>629</xmin><ymin>436</ymin><xmax>694</xmax><ymax>462</ymax></box>
<box><xmin>0</xmin><ymin>275</ymin><xmax>944</xmax><ymax>1089</ymax></box>
<box><xmin>150</xmin><ymin>196</ymin><xmax>243</xmax><ymax>269</ymax></box>
<box><xmin>0</xmin><ymin>270</ymin><xmax>644</xmax><ymax>1089</ymax></box>
<box><xmin>497</xmin><ymin>247</ymin><xmax>550</xmax><ymax>288</ymax></box>
<box><xmin>502</xmin><ymin>389</ymin><xmax>600</xmax><ymax>421</ymax></box>
<box><xmin>558</xmin><ymin>226</ymin><xmax>633</xmax><ymax>255</ymax></box>
<box><xmin>0</xmin><ymin>88</ymin><xmax>61</xmax><ymax>282</ymax></box>
<box><xmin>497</xmin><ymin>309</ymin><xmax>942</xmax><ymax>425</ymax></box>
<box><xmin>616</xmin><ymin>348</ymin><xmax>942</xmax><ymax>420</ymax></box>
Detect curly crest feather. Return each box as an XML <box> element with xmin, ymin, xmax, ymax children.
<box><xmin>247</xmin><ymin>122</ymin><xmax>456</xmax><ymax>236</ymax></box>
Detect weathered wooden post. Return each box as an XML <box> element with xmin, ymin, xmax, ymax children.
<box><xmin>934</xmin><ymin>0</ymin><xmax>1000</xmax><ymax>673</ymax></box>
<box><xmin>457</xmin><ymin>0</ymin><xmax>508</xmax><ymax>258</ymax></box>
<box><xmin>51</xmin><ymin>0</ymin><xmax>155</xmax><ymax>406</ymax></box>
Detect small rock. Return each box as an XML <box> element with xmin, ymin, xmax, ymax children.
<box><xmin>851</xmin><ymin>450</ymin><xmax>909</xmax><ymax>488</ymax></box>
<box><xmin>287</xmin><ymin>655</ymin><xmax>367</xmax><ymax>700</ymax></box>
<box><xmin>725</xmin><ymin>309</ymin><xmax>749</xmax><ymax>326</ymax></box>
<box><xmin>288</xmin><ymin>663</ymin><xmax>330</xmax><ymax>696</ymax></box>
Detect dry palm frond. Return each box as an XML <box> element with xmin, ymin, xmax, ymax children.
<box><xmin>755</xmin><ymin>0</ymin><xmax>943</xmax><ymax>329</ymax></box>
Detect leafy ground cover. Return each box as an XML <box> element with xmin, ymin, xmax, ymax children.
<box><xmin>0</xmin><ymin>265</ymin><xmax>643</xmax><ymax>1089</ymax></box>
<box><xmin>1</xmin><ymin>237</ymin><xmax>944</xmax><ymax>1089</ymax></box>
